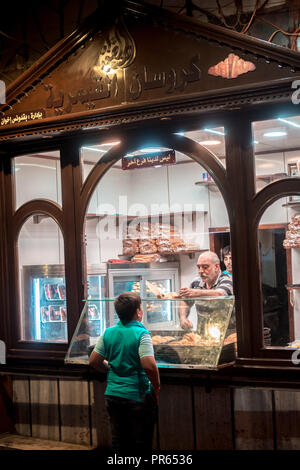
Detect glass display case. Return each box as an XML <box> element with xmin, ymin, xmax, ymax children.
<box><xmin>22</xmin><ymin>264</ymin><xmax>106</xmax><ymax>342</ymax></box>
<box><xmin>65</xmin><ymin>296</ymin><xmax>236</xmax><ymax>370</ymax></box>
<box><xmin>107</xmin><ymin>263</ymin><xmax>179</xmax><ymax>329</ymax></box>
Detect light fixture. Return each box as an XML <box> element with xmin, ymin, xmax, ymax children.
<box><xmin>82</xmin><ymin>146</ymin><xmax>106</xmax><ymax>153</ymax></box>
<box><xmin>263</xmin><ymin>131</ymin><xmax>287</xmax><ymax>137</ymax></box>
<box><xmin>174</xmin><ymin>132</ymin><xmax>184</xmax><ymax>136</ymax></box>
<box><xmin>253</xmin><ymin>140</ymin><xmax>259</xmax><ymax>144</ymax></box>
<box><xmin>203</xmin><ymin>128</ymin><xmax>225</xmax><ymax>136</ymax></box>
<box><xmin>139</xmin><ymin>148</ymin><xmax>162</xmax><ymax>153</ymax></box>
<box><xmin>199</xmin><ymin>140</ymin><xmax>221</xmax><ymax>146</ymax></box>
<box><xmin>101</xmin><ymin>141</ymin><xmax>120</xmax><ymax>146</ymax></box>
<box><xmin>278</xmin><ymin>118</ymin><xmax>300</xmax><ymax>128</ymax></box>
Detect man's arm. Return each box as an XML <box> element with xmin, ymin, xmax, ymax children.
<box><xmin>140</xmin><ymin>356</ymin><xmax>160</xmax><ymax>402</ymax></box>
<box><xmin>178</xmin><ymin>300</ymin><xmax>193</xmax><ymax>330</ymax></box>
<box><xmin>180</xmin><ymin>287</ymin><xmax>226</xmax><ymax>298</ymax></box>
<box><xmin>89</xmin><ymin>350</ymin><xmax>109</xmax><ymax>373</ymax></box>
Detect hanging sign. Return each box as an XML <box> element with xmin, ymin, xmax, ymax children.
<box><xmin>122</xmin><ymin>150</ymin><xmax>176</xmax><ymax>170</ymax></box>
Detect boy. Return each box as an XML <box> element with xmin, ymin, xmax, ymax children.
<box><xmin>89</xmin><ymin>292</ymin><xmax>160</xmax><ymax>454</ymax></box>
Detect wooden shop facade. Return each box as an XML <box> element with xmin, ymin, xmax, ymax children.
<box><xmin>1</xmin><ymin>0</ymin><xmax>300</xmax><ymax>450</ymax></box>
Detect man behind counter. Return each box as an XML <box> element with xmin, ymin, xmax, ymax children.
<box><xmin>179</xmin><ymin>250</ymin><xmax>233</xmax><ymax>330</ymax></box>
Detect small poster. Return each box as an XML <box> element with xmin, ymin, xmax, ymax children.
<box><xmin>122</xmin><ymin>150</ymin><xmax>176</xmax><ymax>170</ymax></box>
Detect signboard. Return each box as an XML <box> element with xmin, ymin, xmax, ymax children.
<box><xmin>122</xmin><ymin>150</ymin><xmax>176</xmax><ymax>170</ymax></box>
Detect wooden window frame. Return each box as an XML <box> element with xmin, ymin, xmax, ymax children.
<box><xmin>0</xmin><ymin>101</ymin><xmax>300</xmax><ymax>369</ymax></box>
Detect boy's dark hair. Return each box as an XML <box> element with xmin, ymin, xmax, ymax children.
<box><xmin>222</xmin><ymin>245</ymin><xmax>231</xmax><ymax>257</ymax></box>
<box><xmin>114</xmin><ymin>292</ymin><xmax>141</xmax><ymax>324</ymax></box>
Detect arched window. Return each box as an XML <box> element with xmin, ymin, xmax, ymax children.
<box><xmin>258</xmin><ymin>196</ymin><xmax>300</xmax><ymax>347</ymax></box>
<box><xmin>18</xmin><ymin>214</ymin><xmax>67</xmax><ymax>342</ymax></box>
<box><xmin>83</xmin><ymin>135</ymin><xmax>233</xmax><ymax>333</ymax></box>
<box><xmin>13</xmin><ymin>151</ymin><xmax>62</xmax><ymax>210</ymax></box>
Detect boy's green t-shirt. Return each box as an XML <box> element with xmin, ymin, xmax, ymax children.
<box><xmin>94</xmin><ymin>320</ymin><xmax>152</xmax><ymax>402</ymax></box>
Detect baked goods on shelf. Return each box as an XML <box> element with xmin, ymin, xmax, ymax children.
<box><xmin>152</xmin><ymin>335</ymin><xmax>176</xmax><ymax>345</ymax></box>
<box><xmin>122</xmin><ymin>239</ymin><xmax>139</xmax><ymax>256</ymax></box>
<box><xmin>131</xmin><ymin>253</ymin><xmax>161</xmax><ymax>263</ymax></box>
<box><xmin>283</xmin><ymin>215</ymin><xmax>300</xmax><ymax>248</ymax></box>
<box><xmin>122</xmin><ymin>220</ymin><xmax>201</xmax><ymax>257</ymax></box>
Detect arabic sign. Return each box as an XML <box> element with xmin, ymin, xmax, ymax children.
<box><xmin>1</xmin><ymin>110</ymin><xmax>45</xmax><ymax>127</ymax></box>
<box><xmin>122</xmin><ymin>150</ymin><xmax>176</xmax><ymax>170</ymax></box>
<box><xmin>127</xmin><ymin>55</ymin><xmax>201</xmax><ymax>100</ymax></box>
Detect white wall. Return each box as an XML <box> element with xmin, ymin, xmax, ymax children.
<box><xmin>14</xmin><ymin>154</ymin><xmax>62</xmax><ymax>209</ymax></box>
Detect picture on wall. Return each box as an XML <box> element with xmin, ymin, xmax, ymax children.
<box><xmin>288</xmin><ymin>162</ymin><xmax>300</xmax><ymax>202</ymax></box>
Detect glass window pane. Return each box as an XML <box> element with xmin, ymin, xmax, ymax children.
<box><xmin>84</xmin><ymin>138</ymin><xmax>233</xmax><ymax>335</ymax></box>
<box><xmin>13</xmin><ymin>151</ymin><xmax>62</xmax><ymax>210</ymax></box>
<box><xmin>80</xmin><ymin>140</ymin><xmax>121</xmax><ymax>183</ymax></box>
<box><xmin>18</xmin><ymin>215</ymin><xmax>67</xmax><ymax>343</ymax></box>
<box><xmin>253</xmin><ymin>116</ymin><xmax>300</xmax><ymax>193</ymax></box>
<box><xmin>258</xmin><ymin>196</ymin><xmax>300</xmax><ymax>347</ymax></box>
<box><xmin>184</xmin><ymin>126</ymin><xmax>226</xmax><ymax>168</ymax></box>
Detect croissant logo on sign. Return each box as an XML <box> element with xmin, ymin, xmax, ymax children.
<box><xmin>292</xmin><ymin>349</ymin><xmax>300</xmax><ymax>365</ymax></box>
<box><xmin>208</xmin><ymin>53</ymin><xmax>256</xmax><ymax>79</ymax></box>
<box><xmin>0</xmin><ymin>80</ymin><xmax>5</xmax><ymax>104</ymax></box>
<box><xmin>0</xmin><ymin>340</ymin><xmax>6</xmax><ymax>364</ymax></box>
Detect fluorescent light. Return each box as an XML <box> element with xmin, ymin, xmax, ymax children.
<box><xmin>199</xmin><ymin>140</ymin><xmax>221</xmax><ymax>145</ymax></box>
<box><xmin>264</xmin><ymin>131</ymin><xmax>287</xmax><ymax>137</ymax></box>
<box><xmin>278</xmin><ymin>118</ymin><xmax>300</xmax><ymax>128</ymax></box>
<box><xmin>139</xmin><ymin>148</ymin><xmax>162</xmax><ymax>153</ymax></box>
<box><xmin>15</xmin><ymin>163</ymin><xmax>56</xmax><ymax>170</ymax></box>
<box><xmin>82</xmin><ymin>147</ymin><xmax>106</xmax><ymax>153</ymax></box>
<box><xmin>101</xmin><ymin>141</ymin><xmax>120</xmax><ymax>146</ymax></box>
<box><xmin>174</xmin><ymin>132</ymin><xmax>184</xmax><ymax>136</ymax></box>
<box><xmin>203</xmin><ymin>128</ymin><xmax>225</xmax><ymax>136</ymax></box>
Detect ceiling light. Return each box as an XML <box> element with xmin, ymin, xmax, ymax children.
<box><xmin>253</xmin><ymin>140</ymin><xmax>259</xmax><ymax>144</ymax></box>
<box><xmin>174</xmin><ymin>132</ymin><xmax>184</xmax><ymax>136</ymax></box>
<box><xmin>278</xmin><ymin>118</ymin><xmax>300</xmax><ymax>128</ymax></box>
<box><xmin>203</xmin><ymin>128</ymin><xmax>225</xmax><ymax>136</ymax></box>
<box><xmin>101</xmin><ymin>141</ymin><xmax>120</xmax><ymax>146</ymax></box>
<box><xmin>139</xmin><ymin>148</ymin><xmax>162</xmax><ymax>153</ymax></box>
<box><xmin>263</xmin><ymin>131</ymin><xmax>287</xmax><ymax>137</ymax></box>
<box><xmin>199</xmin><ymin>140</ymin><xmax>221</xmax><ymax>145</ymax></box>
<box><xmin>82</xmin><ymin>146</ymin><xmax>106</xmax><ymax>152</ymax></box>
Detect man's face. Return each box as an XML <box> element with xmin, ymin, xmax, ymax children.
<box><xmin>197</xmin><ymin>255</ymin><xmax>220</xmax><ymax>286</ymax></box>
<box><xmin>224</xmin><ymin>253</ymin><xmax>232</xmax><ymax>273</ymax></box>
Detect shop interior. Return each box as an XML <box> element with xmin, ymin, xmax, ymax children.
<box><xmin>15</xmin><ymin>117</ymin><xmax>300</xmax><ymax>349</ymax></box>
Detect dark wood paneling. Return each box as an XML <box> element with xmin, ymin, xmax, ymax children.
<box><xmin>194</xmin><ymin>386</ymin><xmax>233</xmax><ymax>450</ymax></box>
<box><xmin>158</xmin><ymin>383</ymin><xmax>194</xmax><ymax>450</ymax></box>
<box><xmin>60</xmin><ymin>143</ymin><xmax>83</xmax><ymax>341</ymax></box>
<box><xmin>275</xmin><ymin>390</ymin><xmax>300</xmax><ymax>450</ymax></box>
<box><xmin>59</xmin><ymin>379</ymin><xmax>90</xmax><ymax>445</ymax></box>
<box><xmin>12</xmin><ymin>376</ymin><xmax>31</xmax><ymax>436</ymax></box>
<box><xmin>91</xmin><ymin>380</ymin><xmax>111</xmax><ymax>449</ymax></box>
<box><xmin>0</xmin><ymin>375</ymin><xmax>15</xmax><ymax>434</ymax></box>
<box><xmin>234</xmin><ymin>388</ymin><xmax>274</xmax><ymax>450</ymax></box>
<box><xmin>224</xmin><ymin>116</ymin><xmax>256</xmax><ymax>358</ymax></box>
<box><xmin>30</xmin><ymin>378</ymin><xmax>60</xmax><ymax>441</ymax></box>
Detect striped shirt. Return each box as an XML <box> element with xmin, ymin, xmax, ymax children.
<box><xmin>187</xmin><ymin>271</ymin><xmax>235</xmax><ymax>329</ymax></box>
<box><xmin>190</xmin><ymin>270</ymin><xmax>233</xmax><ymax>296</ymax></box>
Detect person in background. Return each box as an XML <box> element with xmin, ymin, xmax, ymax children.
<box><xmin>89</xmin><ymin>292</ymin><xmax>160</xmax><ymax>455</ymax></box>
<box><xmin>178</xmin><ymin>251</ymin><xmax>233</xmax><ymax>330</ymax></box>
<box><xmin>222</xmin><ymin>245</ymin><xmax>232</xmax><ymax>276</ymax></box>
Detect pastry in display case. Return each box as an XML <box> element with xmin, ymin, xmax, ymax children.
<box><xmin>65</xmin><ymin>296</ymin><xmax>236</xmax><ymax>369</ymax></box>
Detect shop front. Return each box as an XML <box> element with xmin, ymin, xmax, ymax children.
<box><xmin>1</xmin><ymin>0</ymin><xmax>300</xmax><ymax>450</ymax></box>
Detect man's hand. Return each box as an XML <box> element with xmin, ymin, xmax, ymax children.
<box><xmin>179</xmin><ymin>287</ymin><xmax>196</xmax><ymax>298</ymax></box>
<box><xmin>179</xmin><ymin>316</ymin><xmax>193</xmax><ymax>330</ymax></box>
